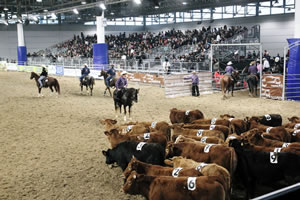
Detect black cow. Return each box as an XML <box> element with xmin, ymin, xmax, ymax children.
<box><xmin>229</xmin><ymin>139</ymin><xmax>300</xmax><ymax>199</ymax></box>
<box><xmin>102</xmin><ymin>140</ymin><xmax>165</xmax><ymax>171</ymax></box>
<box><xmin>259</xmin><ymin>114</ymin><xmax>282</xmax><ymax>127</ymax></box>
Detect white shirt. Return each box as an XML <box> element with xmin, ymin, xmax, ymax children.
<box><xmin>263</xmin><ymin>59</ymin><xmax>270</xmax><ymax>69</ymax></box>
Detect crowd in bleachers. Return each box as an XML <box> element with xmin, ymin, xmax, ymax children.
<box><xmin>27</xmin><ymin>25</ymin><xmax>249</xmax><ymax>63</ymax></box>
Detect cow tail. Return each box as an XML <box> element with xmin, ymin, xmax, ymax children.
<box><xmin>55</xmin><ymin>79</ymin><xmax>60</xmax><ymax>94</ymax></box>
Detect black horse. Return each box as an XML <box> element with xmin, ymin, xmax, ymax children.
<box><xmin>99</xmin><ymin>70</ymin><xmax>117</xmax><ymax>97</ymax></box>
<box><xmin>80</xmin><ymin>76</ymin><xmax>95</xmax><ymax>96</ymax></box>
<box><xmin>113</xmin><ymin>88</ymin><xmax>140</xmax><ymax>121</ymax></box>
<box><xmin>247</xmin><ymin>75</ymin><xmax>258</xmax><ymax>97</ymax></box>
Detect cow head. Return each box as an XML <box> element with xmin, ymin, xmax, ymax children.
<box><xmin>123</xmin><ymin>171</ymin><xmax>143</xmax><ymax>195</ymax></box>
<box><xmin>288</xmin><ymin>116</ymin><xmax>300</xmax><ymax>123</ymax></box>
<box><xmin>102</xmin><ymin>149</ymin><xmax>115</xmax><ymax>164</ymax></box>
<box><xmin>220</xmin><ymin>114</ymin><xmax>235</xmax><ymax>119</ymax></box>
<box><xmin>228</xmin><ymin>139</ymin><xmax>243</xmax><ymax>150</ymax></box>
<box><xmin>104</xmin><ymin>129</ymin><xmax>119</xmax><ymax>136</ymax></box>
<box><xmin>123</xmin><ymin>156</ymin><xmax>138</xmax><ymax>181</ymax></box>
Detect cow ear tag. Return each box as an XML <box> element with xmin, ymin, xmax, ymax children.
<box><xmin>133</xmin><ymin>175</ymin><xmax>137</xmax><ymax>179</ymax></box>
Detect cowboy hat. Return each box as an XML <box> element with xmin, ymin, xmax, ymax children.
<box><xmin>192</xmin><ymin>71</ymin><xmax>197</xmax><ymax>74</ymax></box>
<box><xmin>84</xmin><ymin>63</ymin><xmax>88</xmax><ymax>67</ymax></box>
<box><xmin>227</xmin><ymin>61</ymin><xmax>233</xmax><ymax>65</ymax></box>
<box><xmin>121</xmin><ymin>71</ymin><xmax>128</xmax><ymax>75</ymax></box>
<box><xmin>275</xmin><ymin>57</ymin><xmax>280</xmax><ymax>62</ymax></box>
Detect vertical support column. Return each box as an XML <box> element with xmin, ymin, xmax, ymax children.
<box><xmin>93</xmin><ymin>12</ymin><xmax>108</xmax><ymax>70</ymax></box>
<box><xmin>295</xmin><ymin>0</ymin><xmax>300</xmax><ymax>38</ymax></box>
<box><xmin>17</xmin><ymin>23</ymin><xmax>27</xmax><ymax>65</ymax></box>
<box><xmin>259</xmin><ymin>44</ymin><xmax>263</xmax><ymax>98</ymax></box>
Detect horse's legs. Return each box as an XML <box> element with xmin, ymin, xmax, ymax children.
<box><xmin>123</xmin><ymin>105</ymin><xmax>127</xmax><ymax>121</ymax></box>
<box><xmin>90</xmin><ymin>86</ymin><xmax>93</xmax><ymax>96</ymax></box>
<box><xmin>231</xmin><ymin>84</ymin><xmax>234</xmax><ymax>97</ymax></box>
<box><xmin>86</xmin><ymin>86</ymin><xmax>89</xmax><ymax>95</ymax></box>
<box><xmin>81</xmin><ymin>85</ymin><xmax>83</xmax><ymax>94</ymax></box>
<box><xmin>128</xmin><ymin>105</ymin><xmax>132</xmax><ymax>121</ymax></box>
<box><xmin>108</xmin><ymin>87</ymin><xmax>112</xmax><ymax>97</ymax></box>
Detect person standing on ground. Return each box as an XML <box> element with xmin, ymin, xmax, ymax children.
<box><xmin>184</xmin><ymin>71</ymin><xmax>200</xmax><ymax>97</ymax></box>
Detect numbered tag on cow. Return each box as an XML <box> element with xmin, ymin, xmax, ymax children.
<box><xmin>195</xmin><ymin>163</ymin><xmax>208</xmax><ymax>172</ymax></box>
<box><xmin>172</xmin><ymin>168</ymin><xmax>183</xmax><ymax>177</ymax></box>
<box><xmin>136</xmin><ymin>142</ymin><xmax>146</xmax><ymax>151</ymax></box>
<box><xmin>185</xmin><ymin>110</ymin><xmax>190</xmax><ymax>116</ymax></box>
<box><xmin>228</xmin><ymin>136</ymin><xmax>237</xmax><ymax>140</ymax></box>
<box><xmin>282</xmin><ymin>143</ymin><xmax>290</xmax><ymax>148</ymax></box>
<box><xmin>144</xmin><ymin>133</ymin><xmax>150</xmax><ymax>140</ymax></box>
<box><xmin>294</xmin><ymin>123</ymin><xmax>300</xmax><ymax>130</ymax></box>
<box><xmin>293</xmin><ymin>130</ymin><xmax>300</xmax><ymax>136</ymax></box>
<box><xmin>228</xmin><ymin>118</ymin><xmax>234</xmax><ymax>122</ymax></box>
<box><xmin>196</xmin><ymin>129</ymin><xmax>204</xmax><ymax>137</ymax></box>
<box><xmin>209</xmin><ymin>125</ymin><xmax>216</xmax><ymax>130</ymax></box>
<box><xmin>127</xmin><ymin>125</ymin><xmax>133</xmax><ymax>132</ymax></box>
<box><xmin>200</xmin><ymin>136</ymin><xmax>208</xmax><ymax>143</ymax></box>
<box><xmin>274</xmin><ymin>148</ymin><xmax>282</xmax><ymax>153</ymax></box>
<box><xmin>204</xmin><ymin>144</ymin><xmax>215</xmax><ymax>153</ymax></box>
<box><xmin>270</xmin><ymin>152</ymin><xmax>278</xmax><ymax>164</ymax></box>
<box><xmin>151</xmin><ymin>122</ymin><xmax>157</xmax><ymax>129</ymax></box>
<box><xmin>187</xmin><ymin>177</ymin><xmax>197</xmax><ymax>191</ymax></box>
<box><xmin>211</xmin><ymin>118</ymin><xmax>217</xmax><ymax>125</ymax></box>
<box><xmin>265</xmin><ymin>114</ymin><xmax>272</xmax><ymax>121</ymax></box>
<box><xmin>266</xmin><ymin>127</ymin><xmax>273</xmax><ymax>133</ymax></box>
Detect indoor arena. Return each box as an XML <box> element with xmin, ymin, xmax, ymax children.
<box><xmin>1</xmin><ymin>0</ymin><xmax>300</xmax><ymax>200</ymax></box>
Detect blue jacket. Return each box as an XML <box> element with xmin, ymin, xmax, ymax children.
<box><xmin>81</xmin><ymin>66</ymin><xmax>90</xmax><ymax>75</ymax></box>
<box><xmin>107</xmin><ymin>68</ymin><xmax>116</xmax><ymax>76</ymax></box>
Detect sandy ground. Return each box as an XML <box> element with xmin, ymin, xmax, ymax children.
<box><xmin>0</xmin><ymin>71</ymin><xmax>299</xmax><ymax>200</ymax></box>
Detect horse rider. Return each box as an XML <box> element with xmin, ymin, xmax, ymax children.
<box><xmin>80</xmin><ymin>63</ymin><xmax>90</xmax><ymax>84</ymax></box>
<box><xmin>248</xmin><ymin>61</ymin><xmax>258</xmax><ymax>81</ymax></box>
<box><xmin>225</xmin><ymin>61</ymin><xmax>237</xmax><ymax>82</ymax></box>
<box><xmin>38</xmin><ymin>67</ymin><xmax>48</xmax><ymax>88</ymax></box>
<box><xmin>115</xmin><ymin>71</ymin><xmax>128</xmax><ymax>100</ymax></box>
<box><xmin>106</xmin><ymin>65</ymin><xmax>116</xmax><ymax>87</ymax></box>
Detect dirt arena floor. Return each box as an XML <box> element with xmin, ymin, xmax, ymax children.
<box><xmin>0</xmin><ymin>71</ymin><xmax>299</xmax><ymax>200</ymax></box>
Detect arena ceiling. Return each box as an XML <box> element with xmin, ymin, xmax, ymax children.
<box><xmin>0</xmin><ymin>0</ymin><xmax>277</xmax><ymax>24</ymax></box>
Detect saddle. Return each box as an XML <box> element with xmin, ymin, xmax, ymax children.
<box><xmin>41</xmin><ymin>78</ymin><xmax>49</xmax><ymax>88</ymax></box>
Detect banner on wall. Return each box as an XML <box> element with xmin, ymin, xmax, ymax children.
<box><xmin>18</xmin><ymin>65</ymin><xmax>42</xmax><ymax>72</ymax></box>
<box><xmin>56</xmin><ymin>66</ymin><xmax>64</xmax><ymax>75</ymax></box>
<box><xmin>0</xmin><ymin>61</ymin><xmax>7</xmax><ymax>71</ymax></box>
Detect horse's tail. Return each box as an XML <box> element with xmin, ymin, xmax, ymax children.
<box><xmin>55</xmin><ymin>79</ymin><xmax>60</xmax><ymax>94</ymax></box>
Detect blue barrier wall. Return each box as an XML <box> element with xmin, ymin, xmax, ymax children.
<box><xmin>17</xmin><ymin>46</ymin><xmax>27</xmax><ymax>65</ymax></box>
<box><xmin>286</xmin><ymin>38</ymin><xmax>300</xmax><ymax>101</ymax></box>
<box><xmin>93</xmin><ymin>43</ymin><xmax>108</xmax><ymax>70</ymax></box>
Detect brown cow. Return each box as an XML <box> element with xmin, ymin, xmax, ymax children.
<box><xmin>192</xmin><ymin>118</ymin><xmax>230</xmax><ymax>127</ymax></box>
<box><xmin>283</xmin><ymin>122</ymin><xmax>300</xmax><ymax>129</ymax></box>
<box><xmin>172</xmin><ymin>124</ymin><xmax>225</xmax><ymax>141</ymax></box>
<box><xmin>104</xmin><ymin>129</ymin><xmax>167</xmax><ymax>148</ymax></box>
<box><xmin>288</xmin><ymin>116</ymin><xmax>300</xmax><ymax>123</ymax></box>
<box><xmin>242</xmin><ymin>129</ymin><xmax>300</xmax><ymax>155</ymax></box>
<box><xmin>100</xmin><ymin>119</ymin><xmax>149</xmax><ymax>134</ymax></box>
<box><xmin>166</xmin><ymin>142</ymin><xmax>237</xmax><ymax>175</ymax></box>
<box><xmin>182</xmin><ymin>124</ymin><xmax>230</xmax><ymax>138</ymax></box>
<box><xmin>123</xmin><ymin>157</ymin><xmax>203</xmax><ymax>180</ymax></box>
<box><xmin>123</xmin><ymin>171</ymin><xmax>226</xmax><ymax>200</ymax></box>
<box><xmin>220</xmin><ymin>114</ymin><xmax>249</xmax><ymax>135</ymax></box>
<box><xmin>164</xmin><ymin>156</ymin><xmax>231</xmax><ymax>199</ymax></box>
<box><xmin>169</xmin><ymin>108</ymin><xmax>204</xmax><ymax>124</ymax></box>
<box><xmin>246</xmin><ymin>117</ymin><xmax>291</xmax><ymax>142</ymax></box>
<box><xmin>175</xmin><ymin>135</ymin><xmax>224</xmax><ymax>144</ymax></box>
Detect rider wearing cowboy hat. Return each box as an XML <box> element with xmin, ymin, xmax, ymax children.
<box><xmin>225</xmin><ymin>61</ymin><xmax>238</xmax><ymax>82</ymax></box>
<box><xmin>80</xmin><ymin>63</ymin><xmax>90</xmax><ymax>84</ymax></box>
<box><xmin>115</xmin><ymin>71</ymin><xmax>128</xmax><ymax>100</ymax></box>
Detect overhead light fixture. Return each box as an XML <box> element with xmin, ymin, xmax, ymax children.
<box><xmin>110</xmin><ymin>12</ymin><xmax>115</xmax><ymax>15</ymax></box>
<box><xmin>36</xmin><ymin>0</ymin><xmax>42</xmax><ymax>2</ymax></box>
<box><xmin>134</xmin><ymin>0</ymin><xmax>142</xmax><ymax>4</ymax></box>
<box><xmin>100</xmin><ymin>3</ymin><xmax>106</xmax><ymax>10</ymax></box>
<box><xmin>81</xmin><ymin>1</ymin><xmax>86</xmax><ymax>4</ymax></box>
<box><xmin>4</xmin><ymin>8</ymin><xmax>8</xmax><ymax>11</ymax></box>
<box><xmin>154</xmin><ymin>5</ymin><xmax>159</xmax><ymax>9</ymax></box>
<box><xmin>73</xmin><ymin>8</ymin><xmax>79</xmax><ymax>14</ymax></box>
<box><xmin>182</xmin><ymin>2</ymin><xmax>187</xmax><ymax>5</ymax></box>
<box><xmin>43</xmin><ymin>9</ymin><xmax>48</xmax><ymax>12</ymax></box>
<box><xmin>77</xmin><ymin>17</ymin><xmax>81</xmax><ymax>20</ymax></box>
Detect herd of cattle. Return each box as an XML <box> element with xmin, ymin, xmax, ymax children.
<box><xmin>100</xmin><ymin>108</ymin><xmax>300</xmax><ymax>200</ymax></box>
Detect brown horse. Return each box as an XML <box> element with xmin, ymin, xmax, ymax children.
<box><xmin>99</xmin><ymin>70</ymin><xmax>117</xmax><ymax>96</ymax></box>
<box><xmin>30</xmin><ymin>72</ymin><xmax>60</xmax><ymax>97</ymax></box>
<box><xmin>220</xmin><ymin>71</ymin><xmax>240</xmax><ymax>99</ymax></box>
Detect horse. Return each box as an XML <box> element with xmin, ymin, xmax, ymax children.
<box><xmin>113</xmin><ymin>88</ymin><xmax>140</xmax><ymax>121</ymax></box>
<box><xmin>30</xmin><ymin>72</ymin><xmax>60</xmax><ymax>97</ymax></box>
<box><xmin>80</xmin><ymin>75</ymin><xmax>95</xmax><ymax>96</ymax></box>
<box><xmin>220</xmin><ymin>71</ymin><xmax>240</xmax><ymax>99</ymax></box>
<box><xmin>246</xmin><ymin>75</ymin><xmax>258</xmax><ymax>97</ymax></box>
<box><xmin>99</xmin><ymin>70</ymin><xmax>117</xmax><ymax>97</ymax></box>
